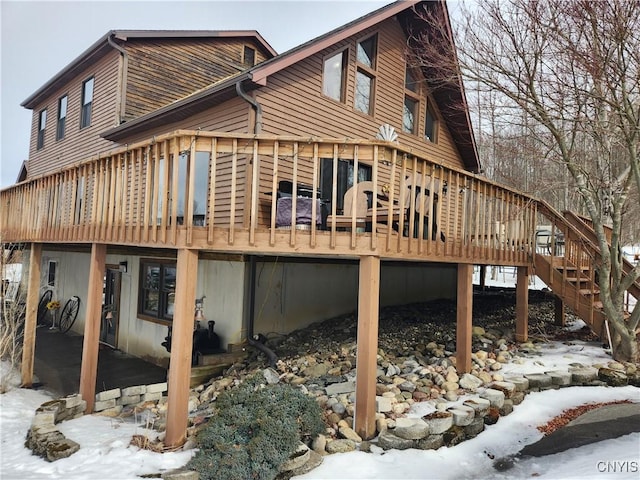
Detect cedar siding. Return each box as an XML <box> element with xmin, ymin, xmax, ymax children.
<box><xmin>257</xmin><ymin>18</ymin><xmax>465</xmax><ymax>169</ymax></box>
<box><xmin>27</xmin><ymin>51</ymin><xmax>121</xmax><ymax>178</ymax></box>
<box><xmin>124</xmin><ymin>38</ymin><xmax>270</xmax><ymax>121</ymax></box>
<box><xmin>114</xmin><ymin>97</ymin><xmax>252</xmax><ymax>145</ymax></box>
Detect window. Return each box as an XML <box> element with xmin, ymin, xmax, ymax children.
<box><xmin>320</xmin><ymin>158</ymin><xmax>372</xmax><ymax>213</ymax></box>
<box><xmin>425</xmin><ymin>103</ymin><xmax>438</xmax><ymax>142</ymax></box>
<box><xmin>175</xmin><ymin>151</ymin><xmax>210</xmax><ymax>225</ymax></box>
<box><xmin>354</xmin><ymin>35</ymin><xmax>377</xmax><ymax>115</ymax></box>
<box><xmin>37</xmin><ymin>109</ymin><xmax>47</xmax><ymax>150</ymax></box>
<box><xmin>56</xmin><ymin>95</ymin><xmax>67</xmax><ymax>140</ymax></box>
<box><xmin>47</xmin><ymin>260</ymin><xmax>57</xmax><ymax>287</ymax></box>
<box><xmin>403</xmin><ymin>97</ymin><xmax>418</xmax><ymax>134</ymax></box>
<box><xmin>139</xmin><ymin>260</ymin><xmax>176</xmax><ymax>322</ymax></box>
<box><xmin>403</xmin><ymin>68</ymin><xmax>420</xmax><ymax>134</ymax></box>
<box><xmin>323</xmin><ymin>50</ymin><xmax>347</xmax><ymax>102</ymax></box>
<box><xmin>243</xmin><ymin>46</ymin><xmax>256</xmax><ymax>67</ymax></box>
<box><xmin>80</xmin><ymin>77</ymin><xmax>94</xmax><ymax>128</ymax></box>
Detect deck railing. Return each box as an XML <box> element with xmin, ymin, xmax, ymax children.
<box><xmin>1</xmin><ymin>131</ymin><xmax>537</xmax><ymax>264</ymax></box>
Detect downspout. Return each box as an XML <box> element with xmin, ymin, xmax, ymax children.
<box><xmin>107</xmin><ymin>33</ymin><xmax>128</xmax><ymax>124</ymax></box>
<box><xmin>236</xmin><ymin>81</ymin><xmax>262</xmax><ymax>134</ymax></box>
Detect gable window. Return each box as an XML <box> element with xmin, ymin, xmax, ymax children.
<box><xmin>320</xmin><ymin>158</ymin><xmax>372</xmax><ymax>213</ymax></box>
<box><xmin>37</xmin><ymin>109</ymin><xmax>47</xmax><ymax>150</ymax></box>
<box><xmin>403</xmin><ymin>68</ymin><xmax>420</xmax><ymax>134</ymax></box>
<box><xmin>80</xmin><ymin>77</ymin><xmax>94</xmax><ymax>128</ymax></box>
<box><xmin>323</xmin><ymin>50</ymin><xmax>347</xmax><ymax>102</ymax></box>
<box><xmin>354</xmin><ymin>35</ymin><xmax>377</xmax><ymax>115</ymax></box>
<box><xmin>56</xmin><ymin>95</ymin><xmax>67</xmax><ymax>140</ymax></box>
<box><xmin>425</xmin><ymin>102</ymin><xmax>438</xmax><ymax>142</ymax></box>
<box><xmin>139</xmin><ymin>259</ymin><xmax>176</xmax><ymax>322</ymax></box>
<box><xmin>243</xmin><ymin>45</ymin><xmax>256</xmax><ymax>67</ymax></box>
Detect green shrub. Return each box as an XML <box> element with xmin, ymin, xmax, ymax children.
<box><xmin>188</xmin><ymin>375</ymin><xmax>325</xmax><ymax>480</ymax></box>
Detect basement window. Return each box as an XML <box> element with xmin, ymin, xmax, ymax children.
<box><xmin>139</xmin><ymin>260</ymin><xmax>176</xmax><ymax>323</ymax></box>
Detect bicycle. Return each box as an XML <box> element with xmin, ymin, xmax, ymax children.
<box><xmin>58</xmin><ymin>296</ymin><xmax>81</xmax><ymax>333</ymax></box>
<box><xmin>36</xmin><ymin>289</ymin><xmax>53</xmax><ymax>326</ymax></box>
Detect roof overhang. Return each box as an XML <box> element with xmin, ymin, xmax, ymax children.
<box><xmin>21</xmin><ymin>30</ymin><xmax>276</xmax><ymax>110</ymax></box>
<box><xmin>249</xmin><ymin>0</ymin><xmax>420</xmax><ymax>86</ymax></box>
<box><xmin>398</xmin><ymin>1</ymin><xmax>479</xmax><ymax>172</ymax></box>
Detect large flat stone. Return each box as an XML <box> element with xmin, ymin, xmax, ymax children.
<box><xmin>422</xmin><ymin>411</ymin><xmax>453</xmax><ymax>434</ymax></box>
<box><xmin>393</xmin><ymin>418</ymin><xmax>430</xmax><ymax>440</ymax></box>
<box><xmin>448</xmin><ymin>405</ymin><xmax>475</xmax><ymax>426</ymax></box>
<box><xmin>325</xmin><ymin>381</ymin><xmax>356</xmax><ymax>396</ymax></box>
<box><xmin>480</xmin><ymin>388</ymin><xmax>505</xmax><ymax>408</ymax></box>
<box><xmin>524</xmin><ymin>373</ymin><xmax>552</xmax><ymax>388</ymax></box>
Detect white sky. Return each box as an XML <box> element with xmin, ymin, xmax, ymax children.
<box><xmin>0</xmin><ymin>0</ymin><xmax>392</xmax><ymax>188</ymax></box>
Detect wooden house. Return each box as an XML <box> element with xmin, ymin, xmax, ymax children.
<box><xmin>2</xmin><ymin>0</ymin><xmax>636</xmax><ymax>447</ymax></box>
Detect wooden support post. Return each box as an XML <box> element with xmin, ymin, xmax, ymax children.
<box><xmin>354</xmin><ymin>255</ymin><xmax>380</xmax><ymax>441</ymax></box>
<box><xmin>479</xmin><ymin>265</ymin><xmax>486</xmax><ymax>290</ymax></box>
<box><xmin>20</xmin><ymin>243</ymin><xmax>42</xmax><ymax>387</ymax></box>
<box><xmin>554</xmin><ymin>296</ymin><xmax>565</xmax><ymax>327</ymax></box>
<box><xmin>516</xmin><ymin>266</ymin><xmax>529</xmax><ymax>342</ymax></box>
<box><xmin>456</xmin><ymin>263</ymin><xmax>473</xmax><ymax>374</ymax></box>
<box><xmin>80</xmin><ymin>243</ymin><xmax>107</xmax><ymax>412</ymax></box>
<box><xmin>165</xmin><ymin>249</ymin><xmax>198</xmax><ymax>448</ymax></box>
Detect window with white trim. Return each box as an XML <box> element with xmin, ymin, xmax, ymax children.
<box><xmin>37</xmin><ymin>109</ymin><xmax>47</xmax><ymax>150</ymax></box>
<box><xmin>80</xmin><ymin>77</ymin><xmax>94</xmax><ymax>128</ymax></box>
<box><xmin>57</xmin><ymin>95</ymin><xmax>67</xmax><ymax>140</ymax></box>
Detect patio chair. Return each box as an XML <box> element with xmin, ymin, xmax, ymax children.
<box><xmin>326</xmin><ymin>182</ymin><xmax>369</xmax><ymax>231</ymax></box>
<box><xmin>403</xmin><ymin>177</ymin><xmax>445</xmax><ymax>241</ymax></box>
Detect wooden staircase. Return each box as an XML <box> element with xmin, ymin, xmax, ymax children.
<box><xmin>534</xmin><ymin>202</ymin><xmax>639</xmax><ymax>339</ymax></box>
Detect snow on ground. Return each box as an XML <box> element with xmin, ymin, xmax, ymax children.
<box><xmin>0</xmin><ymin>363</ymin><xmax>192</xmax><ymax>480</ymax></box>
<box><xmin>2</xmin><ymin>340</ymin><xmax>639</xmax><ymax>480</ymax></box>
<box><xmin>1</xmin><ymin>264</ymin><xmax>638</xmax><ymax>479</ymax></box>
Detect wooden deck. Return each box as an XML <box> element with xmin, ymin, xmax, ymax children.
<box><xmin>0</xmin><ymin>131</ymin><xmax>535</xmax><ymax>265</ymax></box>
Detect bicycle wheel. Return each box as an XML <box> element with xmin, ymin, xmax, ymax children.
<box><xmin>59</xmin><ymin>296</ymin><xmax>80</xmax><ymax>333</ymax></box>
<box><xmin>37</xmin><ymin>289</ymin><xmax>53</xmax><ymax>326</ymax></box>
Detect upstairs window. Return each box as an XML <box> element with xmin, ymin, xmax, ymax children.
<box><xmin>354</xmin><ymin>35</ymin><xmax>377</xmax><ymax>115</ymax></box>
<box><xmin>323</xmin><ymin>50</ymin><xmax>348</xmax><ymax>102</ymax></box>
<box><xmin>80</xmin><ymin>77</ymin><xmax>94</xmax><ymax>128</ymax></box>
<box><xmin>403</xmin><ymin>68</ymin><xmax>420</xmax><ymax>134</ymax></box>
<box><xmin>425</xmin><ymin>102</ymin><xmax>438</xmax><ymax>142</ymax></box>
<box><xmin>37</xmin><ymin>109</ymin><xmax>47</xmax><ymax>150</ymax></box>
<box><xmin>56</xmin><ymin>95</ymin><xmax>67</xmax><ymax>141</ymax></box>
<box><xmin>243</xmin><ymin>45</ymin><xmax>256</xmax><ymax>67</ymax></box>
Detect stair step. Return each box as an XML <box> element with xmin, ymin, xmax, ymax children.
<box><xmin>579</xmin><ymin>288</ymin><xmax>600</xmax><ymax>296</ymax></box>
<box><xmin>565</xmin><ymin>277</ymin><xmax>591</xmax><ymax>283</ymax></box>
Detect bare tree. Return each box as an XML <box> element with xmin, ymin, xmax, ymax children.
<box><xmin>410</xmin><ymin>0</ymin><xmax>639</xmax><ymax>362</ymax></box>
<box><xmin>1</xmin><ymin>243</ymin><xmax>26</xmax><ymax>392</ymax></box>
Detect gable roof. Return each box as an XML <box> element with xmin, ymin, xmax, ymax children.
<box><xmin>20</xmin><ymin>30</ymin><xmax>276</xmax><ymax>109</ymax></box>
<box><xmin>102</xmin><ymin>1</ymin><xmax>479</xmax><ymax>172</ymax></box>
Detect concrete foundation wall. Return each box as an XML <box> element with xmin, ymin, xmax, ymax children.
<box><xmin>37</xmin><ymin>250</ymin><xmax>456</xmax><ymax>367</ymax></box>
<box><xmin>253</xmin><ymin>260</ymin><xmax>456</xmax><ymax>335</ymax></box>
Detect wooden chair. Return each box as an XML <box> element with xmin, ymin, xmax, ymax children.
<box><xmin>403</xmin><ymin>176</ymin><xmax>445</xmax><ymax>241</ymax></box>
<box><xmin>326</xmin><ymin>182</ymin><xmax>369</xmax><ymax>231</ymax></box>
